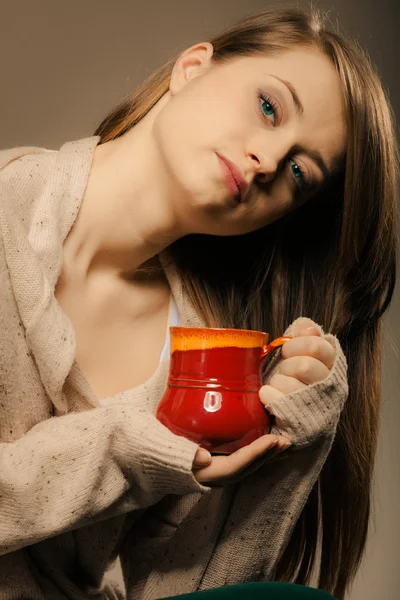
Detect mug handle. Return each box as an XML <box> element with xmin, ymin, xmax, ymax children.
<box><xmin>261</xmin><ymin>336</ymin><xmax>291</xmax><ymax>359</ymax></box>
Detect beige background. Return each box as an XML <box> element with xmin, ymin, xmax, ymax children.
<box><xmin>1</xmin><ymin>1</ymin><xmax>398</xmax><ymax>598</ymax></box>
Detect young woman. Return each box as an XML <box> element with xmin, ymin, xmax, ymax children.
<box><xmin>0</xmin><ymin>7</ymin><xmax>397</xmax><ymax>600</ymax></box>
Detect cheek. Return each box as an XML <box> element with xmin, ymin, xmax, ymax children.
<box><xmin>152</xmin><ymin>106</ymin><xmax>197</xmax><ymax>182</ymax></box>
<box><xmin>154</xmin><ymin>100</ymin><xmax>210</xmax><ymax>167</ymax></box>
<box><xmin>239</xmin><ymin>187</ymin><xmax>302</xmax><ymax>234</ymax></box>
<box><xmin>252</xmin><ymin>182</ymin><xmax>293</xmax><ymax>220</ymax></box>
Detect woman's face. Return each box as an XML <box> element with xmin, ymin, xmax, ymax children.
<box><xmin>152</xmin><ymin>44</ymin><xmax>347</xmax><ymax>236</ymax></box>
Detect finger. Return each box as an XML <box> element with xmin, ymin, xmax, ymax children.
<box><xmin>268</xmin><ymin>373</ymin><xmax>308</xmax><ymax>394</ymax></box>
<box><xmin>278</xmin><ymin>355</ymin><xmax>330</xmax><ymax>386</ymax></box>
<box><xmin>215</xmin><ymin>445</ymin><xmax>292</xmax><ymax>485</ymax></box>
<box><xmin>212</xmin><ymin>436</ymin><xmax>291</xmax><ymax>481</ymax></box>
<box><xmin>259</xmin><ymin>383</ymin><xmax>285</xmax><ymax>406</ymax></box>
<box><xmin>292</xmin><ymin>317</ymin><xmax>321</xmax><ymax>337</ymax></box>
<box><xmin>194</xmin><ymin>434</ymin><xmax>291</xmax><ymax>484</ymax></box>
<box><xmin>281</xmin><ymin>336</ymin><xmax>335</xmax><ymax>369</ymax></box>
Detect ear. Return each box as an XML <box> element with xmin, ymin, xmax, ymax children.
<box><xmin>169</xmin><ymin>42</ymin><xmax>214</xmax><ymax>95</ymax></box>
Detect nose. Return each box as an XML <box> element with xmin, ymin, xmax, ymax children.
<box><xmin>247</xmin><ymin>153</ymin><xmax>279</xmax><ymax>184</ymax></box>
<box><xmin>245</xmin><ymin>135</ymin><xmax>291</xmax><ymax>184</ymax></box>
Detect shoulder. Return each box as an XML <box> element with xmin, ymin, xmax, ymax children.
<box><xmin>0</xmin><ymin>147</ymin><xmax>58</xmax><ymax>246</ymax></box>
<box><xmin>0</xmin><ymin>144</ymin><xmax>58</xmax><ymax>219</ymax></box>
<box><xmin>0</xmin><ymin>144</ymin><xmax>57</xmax><ymax>185</ymax></box>
<box><xmin>0</xmin><ymin>136</ymin><xmax>100</xmax><ymax>187</ymax></box>
<box><xmin>0</xmin><ymin>136</ymin><xmax>99</xmax><ymax>225</ymax></box>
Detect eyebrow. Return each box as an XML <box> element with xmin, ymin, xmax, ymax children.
<box><xmin>270</xmin><ymin>74</ymin><xmax>304</xmax><ymax>116</ymax></box>
<box><xmin>270</xmin><ymin>74</ymin><xmax>334</xmax><ymax>183</ymax></box>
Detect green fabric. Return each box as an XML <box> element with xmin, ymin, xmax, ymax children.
<box><xmin>159</xmin><ymin>582</ymin><xmax>336</xmax><ymax>600</ymax></box>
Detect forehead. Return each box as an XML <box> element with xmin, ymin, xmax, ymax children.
<box><xmin>225</xmin><ymin>47</ymin><xmax>338</xmax><ymax>85</ymax></box>
<box><xmin>227</xmin><ymin>47</ymin><xmax>347</xmax><ymax>165</ymax></box>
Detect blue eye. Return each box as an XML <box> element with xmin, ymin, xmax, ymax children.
<box><xmin>259</xmin><ymin>94</ymin><xmax>310</xmax><ymax>192</ymax></box>
<box><xmin>259</xmin><ymin>94</ymin><xmax>278</xmax><ymax>124</ymax></box>
<box><xmin>290</xmin><ymin>160</ymin><xmax>304</xmax><ymax>182</ymax></box>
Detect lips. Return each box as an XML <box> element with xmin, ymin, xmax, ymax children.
<box><xmin>216</xmin><ymin>153</ymin><xmax>248</xmax><ymax>202</ymax></box>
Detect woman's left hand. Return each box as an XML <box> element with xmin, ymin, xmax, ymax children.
<box><xmin>259</xmin><ymin>317</ymin><xmax>336</xmax><ymax>406</ymax></box>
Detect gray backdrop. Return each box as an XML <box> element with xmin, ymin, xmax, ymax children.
<box><xmin>1</xmin><ymin>1</ymin><xmax>398</xmax><ymax>599</ymax></box>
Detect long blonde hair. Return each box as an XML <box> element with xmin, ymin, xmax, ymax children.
<box><xmin>95</xmin><ymin>7</ymin><xmax>398</xmax><ymax>599</ymax></box>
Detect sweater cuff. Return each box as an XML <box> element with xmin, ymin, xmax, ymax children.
<box><xmin>113</xmin><ymin>408</ymin><xmax>211</xmax><ymax>497</ymax></box>
<box><xmin>265</xmin><ymin>333</ymin><xmax>348</xmax><ymax>446</ymax></box>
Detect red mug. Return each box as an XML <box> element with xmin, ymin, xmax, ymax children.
<box><xmin>156</xmin><ymin>326</ymin><xmax>290</xmax><ymax>454</ymax></box>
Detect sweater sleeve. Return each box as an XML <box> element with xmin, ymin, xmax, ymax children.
<box><xmin>0</xmin><ymin>146</ymin><xmax>210</xmax><ymax>557</ymax></box>
<box><xmin>0</xmin><ymin>401</ymin><xmax>210</xmax><ymax>556</ymax></box>
<box><xmin>263</xmin><ymin>319</ymin><xmax>348</xmax><ymax>446</ymax></box>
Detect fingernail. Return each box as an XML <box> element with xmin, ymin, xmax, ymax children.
<box><xmin>305</xmin><ymin>326</ymin><xmax>319</xmax><ymax>334</ymax></box>
<box><xmin>197</xmin><ymin>448</ymin><xmax>212</xmax><ymax>463</ymax></box>
<box><xmin>279</xmin><ymin>442</ymin><xmax>292</xmax><ymax>450</ymax></box>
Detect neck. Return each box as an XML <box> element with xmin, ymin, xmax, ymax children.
<box><xmin>63</xmin><ymin>98</ymin><xmax>186</xmax><ymax>281</ymax></box>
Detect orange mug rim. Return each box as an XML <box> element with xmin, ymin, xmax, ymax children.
<box><xmin>170</xmin><ymin>326</ymin><xmax>269</xmax><ymax>337</ymax></box>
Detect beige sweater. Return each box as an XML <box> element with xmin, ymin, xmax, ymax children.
<box><xmin>0</xmin><ymin>137</ymin><xmax>348</xmax><ymax>599</ymax></box>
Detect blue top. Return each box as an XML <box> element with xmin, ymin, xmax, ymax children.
<box><xmin>159</xmin><ymin>296</ymin><xmax>180</xmax><ymax>363</ymax></box>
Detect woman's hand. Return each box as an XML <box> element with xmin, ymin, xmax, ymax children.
<box><xmin>192</xmin><ymin>433</ymin><xmax>292</xmax><ymax>485</ymax></box>
<box><xmin>193</xmin><ymin>319</ymin><xmax>335</xmax><ymax>485</ymax></box>
<box><xmin>192</xmin><ymin>317</ymin><xmax>336</xmax><ymax>486</ymax></box>
<box><xmin>259</xmin><ymin>317</ymin><xmax>336</xmax><ymax>406</ymax></box>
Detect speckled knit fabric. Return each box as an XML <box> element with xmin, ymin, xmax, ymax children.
<box><xmin>0</xmin><ymin>137</ymin><xmax>348</xmax><ymax>599</ymax></box>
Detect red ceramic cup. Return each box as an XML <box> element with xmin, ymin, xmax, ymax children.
<box><xmin>156</xmin><ymin>326</ymin><xmax>290</xmax><ymax>454</ymax></box>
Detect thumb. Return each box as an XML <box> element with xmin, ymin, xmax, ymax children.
<box><xmin>291</xmin><ymin>317</ymin><xmax>322</xmax><ymax>337</ymax></box>
<box><xmin>193</xmin><ymin>447</ymin><xmax>212</xmax><ymax>469</ymax></box>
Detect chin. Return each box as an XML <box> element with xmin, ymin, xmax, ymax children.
<box><xmin>190</xmin><ymin>217</ymin><xmax>255</xmax><ymax>237</ymax></box>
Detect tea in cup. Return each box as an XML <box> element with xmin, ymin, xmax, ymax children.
<box><xmin>156</xmin><ymin>327</ymin><xmax>290</xmax><ymax>454</ymax></box>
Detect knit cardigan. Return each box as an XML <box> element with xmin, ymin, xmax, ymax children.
<box><xmin>0</xmin><ymin>137</ymin><xmax>348</xmax><ymax>599</ymax></box>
